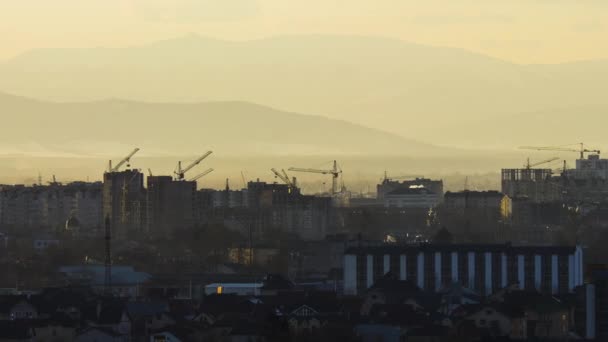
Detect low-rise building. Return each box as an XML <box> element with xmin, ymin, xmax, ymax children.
<box><xmin>343</xmin><ymin>243</ymin><xmax>584</xmax><ymax>296</ymax></box>
<box><xmin>58</xmin><ymin>265</ymin><xmax>150</xmax><ymax>298</ymax></box>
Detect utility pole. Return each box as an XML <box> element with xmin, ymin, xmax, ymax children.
<box><xmin>104</xmin><ymin>216</ymin><xmax>112</xmax><ymax>296</ymax></box>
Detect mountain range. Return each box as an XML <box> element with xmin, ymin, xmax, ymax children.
<box><xmin>0</xmin><ymin>92</ymin><xmax>445</xmax><ymax>157</ymax></box>
<box><xmin>1</xmin><ymin>34</ymin><xmax>606</xmax><ymax>148</ymax></box>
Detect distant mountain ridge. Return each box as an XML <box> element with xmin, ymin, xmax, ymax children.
<box><xmin>0</xmin><ymin>34</ymin><xmax>607</xmax><ymax>148</ymax></box>
<box><xmin>0</xmin><ymin>91</ymin><xmax>448</xmax><ymax>157</ymax></box>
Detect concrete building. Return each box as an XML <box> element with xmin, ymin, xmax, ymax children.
<box><xmin>444</xmin><ymin>191</ymin><xmax>510</xmax><ymax>212</ymax></box>
<box><xmin>102</xmin><ymin>170</ymin><xmax>145</xmax><ymax>239</ymax></box>
<box><xmin>343</xmin><ymin>243</ymin><xmax>584</xmax><ymax>296</ymax></box>
<box><xmin>570</xmin><ymin>154</ymin><xmax>608</xmax><ymax>180</ymax></box>
<box><xmin>503</xmin><ymin>155</ymin><xmax>608</xmax><ymax>203</ymax></box>
<box><xmin>146</xmin><ymin>176</ymin><xmax>197</xmax><ymax>238</ymax></box>
<box><xmin>244</xmin><ymin>181</ymin><xmax>330</xmax><ymax>240</ymax></box>
<box><xmin>575</xmin><ymin>268</ymin><xmax>608</xmax><ymax>341</ymax></box>
<box><xmin>384</xmin><ymin>187</ymin><xmax>441</xmax><ymax>209</ymax></box>
<box><xmin>377</xmin><ymin>177</ymin><xmax>443</xmax><ymax>200</ymax></box>
<box><xmin>59</xmin><ymin>265</ymin><xmax>150</xmax><ymax>298</ymax></box>
<box><xmin>246</xmin><ymin>180</ymin><xmax>292</xmax><ymax>209</ymax></box>
<box><xmin>501</xmin><ymin>168</ymin><xmax>561</xmax><ymax>203</ymax></box>
<box><xmin>0</xmin><ymin>182</ymin><xmax>102</xmax><ymax>232</ymax></box>
<box><xmin>285</xmin><ymin>195</ymin><xmax>332</xmax><ymax>240</ymax></box>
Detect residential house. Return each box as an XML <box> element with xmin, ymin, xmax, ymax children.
<box><xmin>75</xmin><ymin>327</ymin><xmax>128</xmax><ymax>342</ymax></box>
<box><xmin>0</xmin><ymin>296</ymin><xmax>39</xmax><ymax>320</ymax></box>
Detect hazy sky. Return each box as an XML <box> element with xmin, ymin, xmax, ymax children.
<box><xmin>1</xmin><ymin>0</ymin><xmax>606</xmax><ymax>63</ymax></box>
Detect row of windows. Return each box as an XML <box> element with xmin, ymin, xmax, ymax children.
<box><xmin>352</xmin><ymin>252</ymin><xmax>574</xmax><ymax>295</ymax></box>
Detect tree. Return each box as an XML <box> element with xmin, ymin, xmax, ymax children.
<box><xmin>433</xmin><ymin>226</ymin><xmax>453</xmax><ymax>244</ymax></box>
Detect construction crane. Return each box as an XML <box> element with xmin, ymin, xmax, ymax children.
<box><xmin>108</xmin><ymin>148</ymin><xmax>140</xmax><ymax>173</ymax></box>
<box><xmin>189</xmin><ymin>168</ymin><xmax>214</xmax><ymax>182</ymax></box>
<box><xmin>48</xmin><ymin>175</ymin><xmax>60</xmax><ymax>186</ymax></box>
<box><xmin>241</xmin><ymin>171</ymin><xmax>248</xmax><ymax>189</ymax></box>
<box><xmin>271</xmin><ymin>168</ymin><xmax>297</xmax><ymax>191</ymax></box>
<box><xmin>289</xmin><ymin>160</ymin><xmax>341</xmax><ymax>195</ymax></box>
<box><xmin>174</xmin><ymin>151</ymin><xmax>213</xmax><ymax>181</ymax></box>
<box><xmin>282</xmin><ymin>169</ymin><xmax>298</xmax><ymax>190</ymax></box>
<box><xmin>524</xmin><ymin>157</ymin><xmax>560</xmax><ymax>169</ymax></box>
<box><xmin>520</xmin><ymin>143</ymin><xmax>600</xmax><ymax>160</ymax></box>
<box><xmin>271</xmin><ymin>168</ymin><xmax>289</xmax><ymax>184</ymax></box>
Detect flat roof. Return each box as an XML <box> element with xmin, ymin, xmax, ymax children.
<box><xmin>204</xmin><ymin>283</ymin><xmax>263</xmax><ymax>288</ymax></box>
<box><xmin>345</xmin><ymin>243</ymin><xmax>577</xmax><ymax>255</ymax></box>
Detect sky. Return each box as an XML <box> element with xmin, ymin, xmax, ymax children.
<box><xmin>1</xmin><ymin>0</ymin><xmax>607</xmax><ymax>64</ymax></box>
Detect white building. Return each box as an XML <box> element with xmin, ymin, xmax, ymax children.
<box><xmin>343</xmin><ymin>243</ymin><xmax>584</xmax><ymax>296</ymax></box>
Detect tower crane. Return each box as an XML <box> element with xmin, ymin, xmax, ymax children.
<box><xmin>271</xmin><ymin>168</ymin><xmax>297</xmax><ymax>191</ymax></box>
<box><xmin>271</xmin><ymin>168</ymin><xmax>289</xmax><ymax>184</ymax></box>
<box><xmin>520</xmin><ymin>143</ymin><xmax>600</xmax><ymax>159</ymax></box>
<box><xmin>108</xmin><ymin>148</ymin><xmax>140</xmax><ymax>173</ymax></box>
<box><xmin>289</xmin><ymin>160</ymin><xmax>341</xmax><ymax>195</ymax></box>
<box><xmin>175</xmin><ymin>151</ymin><xmax>213</xmax><ymax>181</ymax></box>
<box><xmin>282</xmin><ymin>169</ymin><xmax>298</xmax><ymax>190</ymax></box>
<box><xmin>524</xmin><ymin>157</ymin><xmax>560</xmax><ymax>169</ymax></box>
<box><xmin>241</xmin><ymin>171</ymin><xmax>248</xmax><ymax>189</ymax></box>
<box><xmin>189</xmin><ymin>168</ymin><xmax>214</xmax><ymax>182</ymax></box>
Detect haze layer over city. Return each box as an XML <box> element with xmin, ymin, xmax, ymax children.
<box><xmin>1</xmin><ymin>0</ymin><xmax>607</xmax><ymax>191</ymax></box>
<box><xmin>4</xmin><ymin>2</ymin><xmax>608</xmax><ymax>342</ymax></box>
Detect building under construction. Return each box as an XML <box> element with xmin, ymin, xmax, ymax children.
<box><xmin>501</xmin><ymin>168</ymin><xmax>561</xmax><ymax>203</ymax></box>
<box><xmin>146</xmin><ymin>176</ymin><xmax>197</xmax><ymax>238</ymax></box>
<box><xmin>102</xmin><ymin>169</ymin><xmax>146</xmax><ymax>240</ymax></box>
<box><xmin>511</xmin><ymin>143</ymin><xmax>608</xmax><ymax>203</ymax></box>
<box><xmin>504</xmin><ymin>144</ymin><xmax>608</xmax><ymax>203</ymax></box>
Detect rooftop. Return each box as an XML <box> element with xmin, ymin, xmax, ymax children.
<box><xmin>345</xmin><ymin>242</ymin><xmax>577</xmax><ymax>255</ymax></box>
